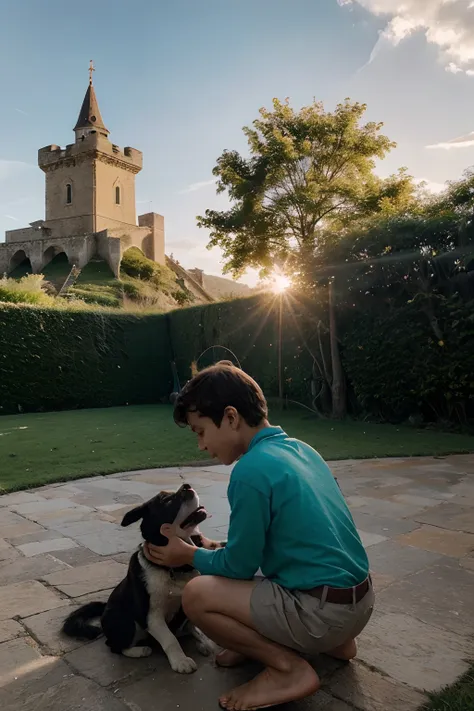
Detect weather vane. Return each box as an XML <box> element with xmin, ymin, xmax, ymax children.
<box><xmin>89</xmin><ymin>60</ymin><xmax>95</xmax><ymax>85</ymax></box>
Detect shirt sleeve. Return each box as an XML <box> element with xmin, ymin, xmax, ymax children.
<box><xmin>193</xmin><ymin>478</ymin><xmax>270</xmax><ymax>579</ymax></box>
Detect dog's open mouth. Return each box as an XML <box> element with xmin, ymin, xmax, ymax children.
<box><xmin>180</xmin><ymin>506</ymin><xmax>207</xmax><ymax>529</ymax></box>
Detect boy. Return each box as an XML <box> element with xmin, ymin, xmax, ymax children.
<box><xmin>145</xmin><ymin>363</ymin><xmax>374</xmax><ymax>710</ymax></box>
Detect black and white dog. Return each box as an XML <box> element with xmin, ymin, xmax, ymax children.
<box><xmin>62</xmin><ymin>484</ymin><xmax>223</xmax><ymax>674</ymax></box>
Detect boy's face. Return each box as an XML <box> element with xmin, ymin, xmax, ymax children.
<box><xmin>187</xmin><ymin>409</ymin><xmax>244</xmax><ymax>466</ymax></box>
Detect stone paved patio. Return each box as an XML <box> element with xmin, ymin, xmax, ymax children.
<box><xmin>1</xmin><ymin>455</ymin><xmax>473</xmax><ymax>710</ymax></box>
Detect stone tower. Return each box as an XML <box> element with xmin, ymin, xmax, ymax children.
<box><xmin>38</xmin><ymin>64</ymin><xmax>143</xmax><ymax>238</ymax></box>
<box><xmin>0</xmin><ymin>63</ymin><xmax>166</xmax><ymax>277</ymax></box>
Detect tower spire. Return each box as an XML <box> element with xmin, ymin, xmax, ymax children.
<box><xmin>74</xmin><ymin>61</ymin><xmax>108</xmax><ymax>136</ymax></box>
<box><xmin>89</xmin><ymin>59</ymin><xmax>95</xmax><ymax>85</ymax></box>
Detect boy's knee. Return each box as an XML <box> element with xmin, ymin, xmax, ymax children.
<box><xmin>182</xmin><ymin>576</ymin><xmax>211</xmax><ymax>618</ymax></box>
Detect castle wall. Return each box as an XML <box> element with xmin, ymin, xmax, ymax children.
<box><xmin>5</xmin><ymin>227</ymin><xmax>38</xmax><ymax>243</ymax></box>
<box><xmin>44</xmin><ymin>159</ymin><xmax>94</xmax><ymax>235</ymax></box>
<box><xmin>138</xmin><ymin>212</ymin><xmax>165</xmax><ymax>265</ymax></box>
<box><xmin>95</xmin><ymin>159</ymin><xmax>137</xmax><ymax>228</ymax></box>
<box><xmin>96</xmin><ymin>230</ymin><xmax>122</xmax><ymax>277</ymax></box>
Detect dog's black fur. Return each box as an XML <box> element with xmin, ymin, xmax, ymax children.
<box><xmin>62</xmin><ymin>484</ymin><xmax>223</xmax><ymax>668</ymax></box>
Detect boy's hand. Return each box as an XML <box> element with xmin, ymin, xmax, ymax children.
<box><xmin>144</xmin><ymin>536</ymin><xmax>196</xmax><ymax>568</ymax></box>
<box><xmin>200</xmin><ymin>535</ymin><xmax>226</xmax><ymax>550</ymax></box>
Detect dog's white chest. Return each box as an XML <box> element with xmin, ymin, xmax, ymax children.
<box><xmin>141</xmin><ymin>558</ymin><xmax>197</xmax><ymax>622</ymax></box>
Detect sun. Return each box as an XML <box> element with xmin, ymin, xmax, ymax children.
<box><xmin>271</xmin><ymin>274</ymin><xmax>291</xmax><ymax>293</ymax></box>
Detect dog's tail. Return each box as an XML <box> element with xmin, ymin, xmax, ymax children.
<box><xmin>62</xmin><ymin>601</ymin><xmax>106</xmax><ymax>640</ymax></box>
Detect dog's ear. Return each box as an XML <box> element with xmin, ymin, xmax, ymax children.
<box><xmin>121</xmin><ymin>504</ymin><xmax>147</xmax><ymax>527</ymax></box>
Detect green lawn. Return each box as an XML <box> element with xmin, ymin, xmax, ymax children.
<box><xmin>1</xmin><ymin>405</ymin><xmax>473</xmax><ymax>493</ymax></box>
<box><xmin>420</xmin><ymin>663</ymin><xmax>474</xmax><ymax>711</ymax></box>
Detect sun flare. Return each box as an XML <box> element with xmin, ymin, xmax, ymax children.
<box><xmin>271</xmin><ymin>274</ymin><xmax>291</xmax><ymax>293</ymax></box>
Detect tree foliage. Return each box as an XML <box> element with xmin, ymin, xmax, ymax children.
<box><xmin>198</xmin><ymin>98</ymin><xmax>415</xmax><ymax>279</ymax></box>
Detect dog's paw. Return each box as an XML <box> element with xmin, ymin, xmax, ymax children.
<box><xmin>171</xmin><ymin>655</ymin><xmax>198</xmax><ymax>674</ymax></box>
<box><xmin>122</xmin><ymin>646</ymin><xmax>153</xmax><ymax>659</ymax></box>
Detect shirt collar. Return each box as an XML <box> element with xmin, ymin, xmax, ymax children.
<box><xmin>247</xmin><ymin>426</ymin><xmax>285</xmax><ymax>452</ymax></box>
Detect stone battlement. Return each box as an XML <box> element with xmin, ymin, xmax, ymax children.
<box><xmin>38</xmin><ymin>132</ymin><xmax>142</xmax><ymax>173</ymax></box>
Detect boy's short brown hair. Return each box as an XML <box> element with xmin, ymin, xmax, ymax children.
<box><xmin>173</xmin><ymin>362</ymin><xmax>268</xmax><ymax>427</ymax></box>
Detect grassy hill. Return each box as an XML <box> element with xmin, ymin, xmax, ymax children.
<box><xmin>2</xmin><ymin>249</ymin><xmax>195</xmax><ymax>312</ymax></box>
<box><xmin>66</xmin><ymin>249</ymin><xmax>194</xmax><ymax>311</ymax></box>
<box><xmin>200</xmin><ymin>272</ymin><xmax>253</xmax><ymax>299</ymax></box>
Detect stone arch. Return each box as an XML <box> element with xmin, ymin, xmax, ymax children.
<box><xmin>42</xmin><ymin>245</ymin><xmax>69</xmax><ymax>268</ymax></box>
<box><xmin>8</xmin><ymin>249</ymin><xmax>32</xmax><ymax>276</ymax></box>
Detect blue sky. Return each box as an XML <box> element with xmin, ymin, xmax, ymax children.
<box><xmin>1</xmin><ymin>0</ymin><xmax>474</xmax><ymax>285</ymax></box>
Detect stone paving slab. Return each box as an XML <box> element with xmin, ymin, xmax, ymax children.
<box><xmin>0</xmin><ymin>619</ymin><xmax>24</xmax><ymax>643</ymax></box>
<box><xmin>1</xmin><ymin>672</ymin><xmax>131</xmax><ymax>711</ymax></box>
<box><xmin>0</xmin><ymin>537</ymin><xmax>20</xmax><ymax>562</ymax></box>
<box><xmin>396</xmin><ymin>524</ymin><xmax>474</xmax><ymax>557</ymax></box>
<box><xmin>351</xmin><ymin>511</ymin><xmax>419</xmax><ymax>538</ymax></box>
<box><xmin>44</xmin><ymin>560</ymin><xmax>128</xmax><ymax>598</ymax></box>
<box><xmin>0</xmin><ymin>491</ymin><xmax>46</xmax><ymax>507</ymax></box>
<box><xmin>23</xmin><ymin>603</ymin><xmax>89</xmax><ymax>655</ymax></box>
<box><xmin>357</xmin><ymin>610</ymin><xmax>474</xmax><ymax>691</ymax></box>
<box><xmin>0</xmin><ymin>553</ymin><xmax>69</xmax><ymax>585</ymax></box>
<box><xmin>0</xmin><ymin>638</ymin><xmax>45</xmax><ymax>688</ymax></box>
<box><xmin>65</xmin><ymin>637</ymin><xmax>159</xmax><ymax>687</ymax></box>
<box><xmin>326</xmin><ymin>661</ymin><xmax>427</xmax><ymax>710</ymax></box>
<box><xmin>17</xmin><ymin>537</ymin><xmax>79</xmax><ymax>557</ymax></box>
<box><xmin>0</xmin><ymin>581</ymin><xmax>68</xmax><ymax>620</ymax></box>
<box><xmin>361</xmin><ymin>539</ymin><xmax>449</xmax><ymax>578</ymax></box>
<box><xmin>414</xmin><ymin>502</ymin><xmax>474</xmax><ymax>533</ymax></box>
<box><xmin>113</xmin><ymin>641</ymin><xmax>343</xmax><ymax>709</ymax></box>
<box><xmin>376</xmin><ymin>561</ymin><xmax>474</xmax><ymax>637</ymax></box>
<box><xmin>0</xmin><ymin>453</ymin><xmax>473</xmax><ymax>710</ymax></box>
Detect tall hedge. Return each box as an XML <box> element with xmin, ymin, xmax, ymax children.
<box><xmin>167</xmin><ymin>293</ymin><xmax>326</xmax><ymax>403</ymax></box>
<box><xmin>0</xmin><ymin>304</ymin><xmax>172</xmax><ymax>415</ymax></box>
<box><xmin>342</xmin><ymin>297</ymin><xmax>474</xmax><ymax>423</ymax></box>
<box><xmin>168</xmin><ymin>292</ymin><xmax>474</xmax><ymax>424</ymax></box>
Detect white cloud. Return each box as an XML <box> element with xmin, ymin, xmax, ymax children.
<box><xmin>426</xmin><ymin>130</ymin><xmax>474</xmax><ymax>149</ymax></box>
<box><xmin>178</xmin><ymin>178</ymin><xmax>217</xmax><ymax>194</ymax></box>
<box><xmin>446</xmin><ymin>62</ymin><xmax>463</xmax><ymax>73</ymax></box>
<box><xmin>414</xmin><ymin>177</ymin><xmax>446</xmax><ymax>193</ymax></box>
<box><xmin>4</xmin><ymin>214</ymin><xmax>19</xmax><ymax>221</ymax></box>
<box><xmin>341</xmin><ymin>0</ymin><xmax>474</xmax><ymax>75</ymax></box>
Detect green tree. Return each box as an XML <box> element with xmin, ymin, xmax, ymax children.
<box><xmin>198</xmin><ymin>97</ymin><xmax>414</xmax><ymax>417</ymax></box>
<box><xmin>198</xmin><ymin>98</ymin><xmax>414</xmax><ymax>280</ymax></box>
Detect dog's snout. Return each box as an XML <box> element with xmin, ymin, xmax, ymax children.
<box><xmin>179</xmin><ymin>483</ymin><xmax>195</xmax><ymax>500</ymax></box>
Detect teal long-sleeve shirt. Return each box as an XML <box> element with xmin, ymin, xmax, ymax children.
<box><xmin>193</xmin><ymin>427</ymin><xmax>369</xmax><ymax>590</ymax></box>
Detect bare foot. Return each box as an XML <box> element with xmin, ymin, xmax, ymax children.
<box><xmin>326</xmin><ymin>638</ymin><xmax>357</xmax><ymax>661</ymax></box>
<box><xmin>219</xmin><ymin>660</ymin><xmax>319</xmax><ymax>710</ymax></box>
<box><xmin>216</xmin><ymin>649</ymin><xmax>247</xmax><ymax>667</ymax></box>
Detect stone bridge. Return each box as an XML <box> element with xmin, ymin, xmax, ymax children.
<box><xmin>0</xmin><ymin>235</ymin><xmax>97</xmax><ymax>276</ymax></box>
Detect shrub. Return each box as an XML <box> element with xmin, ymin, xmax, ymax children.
<box><xmin>0</xmin><ymin>275</ymin><xmax>54</xmax><ymax>306</ymax></box>
<box><xmin>121</xmin><ymin>248</ymin><xmax>157</xmax><ymax>280</ymax></box>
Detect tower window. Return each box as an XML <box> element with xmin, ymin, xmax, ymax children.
<box><xmin>115</xmin><ymin>186</ymin><xmax>121</xmax><ymax>205</ymax></box>
<box><xmin>66</xmin><ymin>184</ymin><xmax>72</xmax><ymax>204</ymax></box>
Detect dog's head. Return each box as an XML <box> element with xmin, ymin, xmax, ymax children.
<box><xmin>120</xmin><ymin>483</ymin><xmax>207</xmax><ymax>546</ymax></box>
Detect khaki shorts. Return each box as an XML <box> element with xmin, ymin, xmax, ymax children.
<box><xmin>250</xmin><ymin>577</ymin><xmax>375</xmax><ymax>655</ymax></box>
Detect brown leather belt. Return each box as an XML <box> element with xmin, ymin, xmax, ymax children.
<box><xmin>307</xmin><ymin>576</ymin><xmax>371</xmax><ymax>605</ymax></box>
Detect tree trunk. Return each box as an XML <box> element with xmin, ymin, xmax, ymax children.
<box><xmin>328</xmin><ymin>280</ymin><xmax>346</xmax><ymax>419</ymax></box>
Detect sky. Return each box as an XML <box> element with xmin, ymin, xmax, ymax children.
<box><xmin>1</xmin><ymin>0</ymin><xmax>474</xmax><ymax>286</ymax></box>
